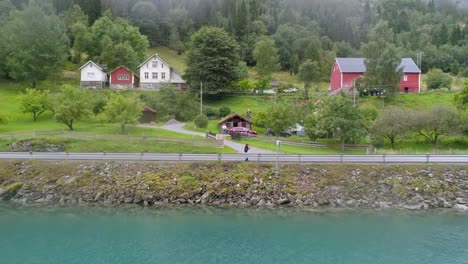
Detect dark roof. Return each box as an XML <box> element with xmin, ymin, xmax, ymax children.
<box><xmin>335</xmin><ymin>58</ymin><xmax>421</xmax><ymax>73</ymax></box>
<box><xmin>217</xmin><ymin>114</ymin><xmax>252</xmax><ymax>125</ymax></box>
<box><xmin>142</xmin><ymin>106</ymin><xmax>156</xmax><ymax>113</ymax></box>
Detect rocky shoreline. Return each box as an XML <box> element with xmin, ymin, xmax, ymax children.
<box><xmin>0</xmin><ymin>160</ymin><xmax>467</xmax><ymax>211</ymax></box>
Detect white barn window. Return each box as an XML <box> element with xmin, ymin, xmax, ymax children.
<box><xmin>152</xmin><ymin>61</ymin><xmax>158</xmax><ymax>68</ymax></box>
<box><xmin>117</xmin><ymin>74</ymin><xmax>129</xmax><ymax>80</ymax></box>
<box><xmin>152</xmin><ymin>72</ymin><xmax>158</xmax><ymax>79</ymax></box>
<box><xmin>403</xmin><ymin>75</ymin><xmax>408</xmax><ymax>81</ymax></box>
<box><xmin>87</xmin><ymin>72</ymin><xmax>95</xmax><ymax>78</ymax></box>
<box><xmin>144</xmin><ymin>72</ymin><xmax>149</xmax><ymax>79</ymax></box>
<box><xmin>161</xmin><ymin>72</ymin><xmax>166</xmax><ymax>79</ymax></box>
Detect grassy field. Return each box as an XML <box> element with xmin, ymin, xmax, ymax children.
<box><xmin>0</xmin><ymin>137</ymin><xmax>235</xmax><ymax>153</ymax></box>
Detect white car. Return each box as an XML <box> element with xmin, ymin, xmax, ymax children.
<box><xmin>283</xmin><ymin>87</ymin><xmax>298</xmax><ymax>93</ymax></box>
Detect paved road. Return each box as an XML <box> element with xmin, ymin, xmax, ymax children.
<box><xmin>158</xmin><ymin>122</ymin><xmax>275</xmax><ymax>154</ymax></box>
<box><xmin>0</xmin><ymin>152</ymin><xmax>467</xmax><ymax>164</ymax></box>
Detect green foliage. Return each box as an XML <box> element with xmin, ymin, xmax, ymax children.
<box><xmin>102</xmin><ymin>92</ymin><xmax>144</xmax><ymax>134</ymax></box>
<box><xmin>253</xmin><ymin>37</ymin><xmax>280</xmax><ymax>79</ymax></box>
<box><xmin>129</xmin><ymin>1</ymin><xmax>161</xmax><ymax>46</ymax></box>
<box><xmin>184</xmin><ymin>26</ymin><xmax>240</xmax><ymax>91</ymax></box>
<box><xmin>78</xmin><ymin>14</ymin><xmax>149</xmax><ymax>71</ymax></box>
<box><xmin>263</xmin><ymin>103</ymin><xmax>297</xmax><ymax>136</ymax></box>
<box><xmin>0</xmin><ymin>3</ymin><xmax>68</xmax><ymax>87</ymax></box>
<box><xmin>203</xmin><ymin>106</ymin><xmax>218</xmax><ymax>119</ymax></box>
<box><xmin>18</xmin><ymin>89</ymin><xmax>51</xmax><ymax>122</ymax></box>
<box><xmin>194</xmin><ymin>114</ymin><xmax>209</xmax><ymax>128</ymax></box>
<box><xmin>298</xmin><ymin>60</ymin><xmax>320</xmax><ymax>99</ymax></box>
<box><xmin>218</xmin><ymin>106</ymin><xmax>231</xmax><ymax>118</ymax></box>
<box><xmin>0</xmin><ymin>112</ymin><xmax>10</xmax><ymax>124</ymax></box>
<box><xmin>156</xmin><ymin>84</ymin><xmax>198</xmax><ymax>121</ymax></box>
<box><xmin>362</xmin><ymin>21</ymin><xmax>403</xmax><ymax>94</ymax></box>
<box><xmin>409</xmin><ymin>105</ymin><xmax>461</xmax><ymax>149</ymax></box>
<box><xmin>236</xmin><ymin>79</ymin><xmax>255</xmax><ymax>91</ymax></box>
<box><xmin>52</xmin><ymin>85</ymin><xmax>92</xmax><ymax>130</ymax></box>
<box><xmin>426</xmin><ymin>68</ymin><xmax>452</xmax><ymax>90</ymax></box>
<box><xmin>371</xmin><ymin>107</ymin><xmax>410</xmax><ymax>149</ymax></box>
<box><xmin>314</xmin><ymin>95</ymin><xmax>367</xmax><ymax>149</ymax></box>
<box><xmin>454</xmin><ymin>81</ymin><xmax>468</xmax><ymax>110</ymax></box>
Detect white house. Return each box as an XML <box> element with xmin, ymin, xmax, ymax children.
<box><xmin>79</xmin><ymin>61</ymin><xmax>108</xmax><ymax>89</ymax></box>
<box><xmin>138</xmin><ymin>54</ymin><xmax>188</xmax><ymax>90</ymax></box>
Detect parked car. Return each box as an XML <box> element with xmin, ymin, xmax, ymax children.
<box><xmin>228</xmin><ymin>127</ymin><xmax>257</xmax><ymax>135</ymax></box>
<box><xmin>283</xmin><ymin>87</ymin><xmax>298</xmax><ymax>93</ymax></box>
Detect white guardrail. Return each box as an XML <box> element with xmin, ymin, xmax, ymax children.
<box><xmin>0</xmin><ymin>152</ymin><xmax>467</xmax><ymax>164</ymax></box>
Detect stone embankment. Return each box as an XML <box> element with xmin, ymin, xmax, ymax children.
<box><xmin>0</xmin><ymin>160</ymin><xmax>467</xmax><ymax>211</ymax></box>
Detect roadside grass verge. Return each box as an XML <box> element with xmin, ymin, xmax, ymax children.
<box><xmin>0</xmin><ymin>136</ymin><xmax>235</xmax><ymax>154</ymax></box>
<box><xmin>239</xmin><ymin>138</ymin><xmax>365</xmax><ymax>155</ymax></box>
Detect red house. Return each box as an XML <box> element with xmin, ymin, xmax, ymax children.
<box><xmin>330</xmin><ymin>58</ymin><xmax>421</xmax><ymax>94</ymax></box>
<box><xmin>109</xmin><ymin>66</ymin><xmax>139</xmax><ymax>89</ymax></box>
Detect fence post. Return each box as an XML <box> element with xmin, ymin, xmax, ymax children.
<box><xmin>66</xmin><ymin>152</ymin><xmax>69</xmax><ymax>160</ymax></box>
<box><xmin>103</xmin><ymin>152</ymin><xmax>106</xmax><ymax>160</ymax></box>
<box><xmin>383</xmin><ymin>154</ymin><xmax>386</xmax><ymax>164</ymax></box>
<box><xmin>218</xmin><ymin>153</ymin><xmax>221</xmax><ymax>162</ymax></box>
<box><xmin>257</xmin><ymin>154</ymin><xmax>261</xmax><ymax>163</ymax></box>
<box><xmin>140</xmin><ymin>152</ymin><xmax>144</xmax><ymax>161</ymax></box>
<box><xmin>298</xmin><ymin>154</ymin><xmax>302</xmax><ymax>165</ymax></box>
<box><xmin>29</xmin><ymin>151</ymin><xmax>32</xmax><ymax>160</ymax></box>
<box><xmin>426</xmin><ymin>154</ymin><xmax>430</xmax><ymax>163</ymax></box>
<box><xmin>179</xmin><ymin>153</ymin><xmax>182</xmax><ymax>161</ymax></box>
<box><xmin>340</xmin><ymin>154</ymin><xmax>343</xmax><ymax>164</ymax></box>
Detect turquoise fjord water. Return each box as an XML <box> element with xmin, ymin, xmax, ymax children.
<box><xmin>0</xmin><ymin>205</ymin><xmax>467</xmax><ymax>264</ymax></box>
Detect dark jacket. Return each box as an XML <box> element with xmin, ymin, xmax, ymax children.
<box><xmin>244</xmin><ymin>145</ymin><xmax>249</xmax><ymax>153</ymax></box>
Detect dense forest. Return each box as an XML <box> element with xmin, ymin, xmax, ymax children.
<box><xmin>1</xmin><ymin>0</ymin><xmax>468</xmax><ymax>85</ymax></box>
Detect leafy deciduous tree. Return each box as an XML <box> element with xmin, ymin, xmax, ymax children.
<box><xmin>253</xmin><ymin>37</ymin><xmax>280</xmax><ymax>79</ymax></box>
<box><xmin>371</xmin><ymin>106</ymin><xmax>410</xmax><ymax>149</ymax></box>
<box><xmin>52</xmin><ymin>85</ymin><xmax>91</xmax><ymax>130</ymax></box>
<box><xmin>314</xmin><ymin>95</ymin><xmax>367</xmax><ymax>149</ymax></box>
<box><xmin>184</xmin><ymin>26</ymin><xmax>240</xmax><ymax>91</ymax></box>
<box><xmin>425</xmin><ymin>68</ymin><xmax>452</xmax><ymax>90</ymax></box>
<box><xmin>263</xmin><ymin>103</ymin><xmax>297</xmax><ymax>137</ymax></box>
<box><xmin>454</xmin><ymin>81</ymin><xmax>468</xmax><ymax>110</ymax></box>
<box><xmin>298</xmin><ymin>60</ymin><xmax>320</xmax><ymax>99</ymax></box>
<box><xmin>18</xmin><ymin>88</ymin><xmax>51</xmax><ymax>122</ymax></box>
<box><xmin>410</xmin><ymin>105</ymin><xmax>461</xmax><ymax>150</ymax></box>
<box><xmin>1</xmin><ymin>3</ymin><xmax>69</xmax><ymax>87</ymax></box>
<box><xmin>102</xmin><ymin>92</ymin><xmax>144</xmax><ymax>134</ymax></box>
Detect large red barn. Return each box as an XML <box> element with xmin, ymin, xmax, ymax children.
<box><xmin>330</xmin><ymin>58</ymin><xmax>421</xmax><ymax>94</ymax></box>
<box><xmin>109</xmin><ymin>66</ymin><xmax>139</xmax><ymax>89</ymax></box>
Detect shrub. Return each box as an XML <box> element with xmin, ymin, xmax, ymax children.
<box><xmin>218</xmin><ymin>106</ymin><xmax>231</xmax><ymax>118</ymax></box>
<box><xmin>204</xmin><ymin>106</ymin><xmax>219</xmax><ymax>119</ymax></box>
<box><xmin>194</xmin><ymin>114</ymin><xmax>209</xmax><ymax>128</ymax></box>
<box><xmin>426</xmin><ymin>68</ymin><xmax>452</xmax><ymax>90</ymax></box>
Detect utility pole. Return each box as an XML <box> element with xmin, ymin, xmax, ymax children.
<box><xmin>200</xmin><ymin>82</ymin><xmax>203</xmax><ymax>115</ymax></box>
<box><xmin>275</xmin><ymin>139</ymin><xmax>280</xmax><ymax>176</ymax></box>
<box><xmin>353</xmin><ymin>78</ymin><xmax>357</xmax><ymax>107</ymax></box>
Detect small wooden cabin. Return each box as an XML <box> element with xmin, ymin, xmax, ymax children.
<box><xmin>140</xmin><ymin>106</ymin><xmax>157</xmax><ymax>124</ymax></box>
<box><xmin>218</xmin><ymin>114</ymin><xmax>252</xmax><ymax>131</ymax></box>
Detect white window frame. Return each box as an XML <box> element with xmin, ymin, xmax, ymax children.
<box><xmin>87</xmin><ymin>72</ymin><xmax>95</xmax><ymax>78</ymax></box>
<box><xmin>152</xmin><ymin>72</ymin><xmax>158</xmax><ymax>79</ymax></box>
<box><xmin>144</xmin><ymin>72</ymin><xmax>149</xmax><ymax>79</ymax></box>
<box><xmin>403</xmin><ymin>75</ymin><xmax>408</xmax><ymax>81</ymax></box>
<box><xmin>152</xmin><ymin>61</ymin><xmax>158</xmax><ymax>68</ymax></box>
<box><xmin>161</xmin><ymin>72</ymin><xmax>166</xmax><ymax>80</ymax></box>
<box><xmin>117</xmin><ymin>74</ymin><xmax>129</xmax><ymax>80</ymax></box>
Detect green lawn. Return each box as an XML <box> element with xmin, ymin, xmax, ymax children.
<box><xmin>240</xmin><ymin>138</ymin><xmax>366</xmax><ymax>154</ymax></box>
<box><xmin>0</xmin><ymin>136</ymin><xmax>235</xmax><ymax>153</ymax></box>
<box><xmin>359</xmin><ymin>90</ymin><xmax>457</xmax><ymax>111</ymax></box>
